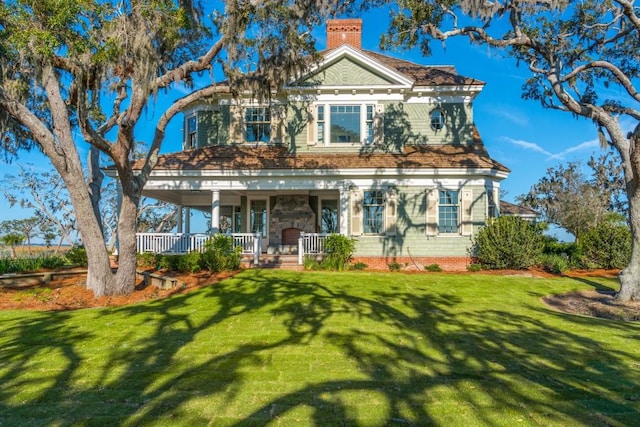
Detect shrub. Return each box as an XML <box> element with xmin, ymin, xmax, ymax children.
<box><xmin>387</xmin><ymin>261</ymin><xmax>402</xmax><ymax>272</ymax></box>
<box><xmin>157</xmin><ymin>254</ymin><xmax>181</xmax><ymax>271</ymax></box>
<box><xmin>303</xmin><ymin>256</ymin><xmax>321</xmax><ymax>270</ymax></box>
<box><xmin>538</xmin><ymin>253</ymin><xmax>569</xmax><ymax>274</ymax></box>
<box><xmin>466</xmin><ymin>263</ymin><xmax>482</xmax><ymax>272</ymax></box>
<box><xmin>200</xmin><ymin>234</ymin><xmax>242</xmax><ymax>272</ymax></box>
<box><xmin>349</xmin><ymin>261</ymin><xmax>368</xmax><ymax>271</ymax></box>
<box><xmin>472</xmin><ymin>216</ymin><xmax>545</xmax><ymax>269</ymax></box>
<box><xmin>0</xmin><ymin>255</ymin><xmax>67</xmax><ymax>274</ymax></box>
<box><xmin>543</xmin><ymin>237</ymin><xmax>581</xmax><ymax>268</ymax></box>
<box><xmin>64</xmin><ymin>245</ymin><xmax>88</xmax><ymax>267</ymax></box>
<box><xmin>424</xmin><ymin>263</ymin><xmax>442</xmax><ymax>272</ymax></box>
<box><xmin>137</xmin><ymin>252</ymin><xmax>159</xmax><ymax>269</ymax></box>
<box><xmin>322</xmin><ymin>234</ymin><xmax>355</xmax><ymax>271</ymax></box>
<box><xmin>579</xmin><ymin>217</ymin><xmax>631</xmax><ymax>269</ymax></box>
<box><xmin>177</xmin><ymin>251</ymin><xmax>201</xmax><ymax>273</ymax></box>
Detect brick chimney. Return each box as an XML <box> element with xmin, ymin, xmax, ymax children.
<box><xmin>326</xmin><ymin>19</ymin><xmax>362</xmax><ymax>50</ymax></box>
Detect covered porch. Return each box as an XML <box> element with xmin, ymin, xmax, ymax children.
<box><xmin>135</xmin><ymin>231</ymin><xmax>330</xmax><ymax>265</ymax></box>
<box><xmin>141</xmin><ymin>183</ymin><xmax>346</xmax><ymax>251</ymax></box>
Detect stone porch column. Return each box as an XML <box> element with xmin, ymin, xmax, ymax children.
<box><xmin>211</xmin><ymin>190</ymin><xmax>220</xmax><ymax>234</ymax></box>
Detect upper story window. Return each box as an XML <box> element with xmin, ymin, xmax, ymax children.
<box><xmin>185</xmin><ymin>115</ymin><xmax>197</xmax><ymax>149</ymax></box>
<box><xmin>245</xmin><ymin>107</ymin><xmax>271</xmax><ymax>143</ymax></box>
<box><xmin>430</xmin><ymin>109</ymin><xmax>445</xmax><ymax>131</ymax></box>
<box><xmin>366</xmin><ymin>105</ymin><xmax>374</xmax><ymax>144</ymax></box>
<box><xmin>330</xmin><ymin>105</ymin><xmax>360</xmax><ymax>143</ymax></box>
<box><xmin>438</xmin><ymin>190</ymin><xmax>459</xmax><ymax>233</ymax></box>
<box><xmin>315</xmin><ymin>104</ymin><xmax>377</xmax><ymax>145</ymax></box>
<box><xmin>317</xmin><ymin>105</ymin><xmax>325</xmax><ymax>144</ymax></box>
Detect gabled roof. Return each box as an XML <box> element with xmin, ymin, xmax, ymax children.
<box><xmin>134</xmin><ymin>127</ymin><xmax>508</xmax><ymax>174</ymax></box>
<box><xmin>354</xmin><ymin>49</ymin><xmax>484</xmax><ymax>87</ymax></box>
<box><xmin>187</xmin><ymin>46</ymin><xmax>485</xmax><ymax>97</ymax></box>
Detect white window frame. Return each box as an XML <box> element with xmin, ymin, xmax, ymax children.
<box><xmin>315</xmin><ymin>103</ymin><xmax>376</xmax><ymax>146</ymax></box>
<box><xmin>244</xmin><ymin>106</ymin><xmax>271</xmax><ymax>143</ymax></box>
<box><xmin>438</xmin><ymin>189</ymin><xmax>460</xmax><ymax>234</ymax></box>
<box><xmin>185</xmin><ymin>114</ymin><xmax>197</xmax><ymax>149</ymax></box>
<box><xmin>362</xmin><ymin>190</ymin><xmax>385</xmax><ymax>235</ymax></box>
<box><xmin>430</xmin><ymin>109</ymin><xmax>446</xmax><ymax>131</ymax></box>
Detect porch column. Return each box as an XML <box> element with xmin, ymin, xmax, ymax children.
<box><xmin>339</xmin><ymin>186</ymin><xmax>349</xmax><ymax>235</ymax></box>
<box><xmin>185</xmin><ymin>207</ymin><xmax>191</xmax><ymax>234</ymax></box>
<box><xmin>176</xmin><ymin>205</ymin><xmax>183</xmax><ymax>233</ymax></box>
<box><xmin>211</xmin><ymin>190</ymin><xmax>220</xmax><ymax>234</ymax></box>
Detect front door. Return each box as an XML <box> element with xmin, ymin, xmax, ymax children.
<box><xmin>249</xmin><ymin>198</ymin><xmax>268</xmax><ymax>250</ymax></box>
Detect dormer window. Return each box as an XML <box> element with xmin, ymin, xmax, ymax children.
<box><xmin>245</xmin><ymin>107</ymin><xmax>271</xmax><ymax>143</ymax></box>
<box><xmin>430</xmin><ymin>109</ymin><xmax>445</xmax><ymax>131</ymax></box>
<box><xmin>185</xmin><ymin>114</ymin><xmax>197</xmax><ymax>149</ymax></box>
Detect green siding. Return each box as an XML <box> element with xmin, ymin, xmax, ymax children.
<box><xmin>302</xmin><ymin>58</ymin><xmax>394</xmax><ymax>86</ymax></box>
<box><xmin>383</xmin><ymin>102</ymin><xmax>475</xmax><ymax>147</ymax></box>
<box><xmin>196</xmin><ymin>109</ymin><xmax>230</xmax><ymax>147</ymax></box>
<box><xmin>351</xmin><ymin>186</ymin><xmax>487</xmax><ymax>257</ymax></box>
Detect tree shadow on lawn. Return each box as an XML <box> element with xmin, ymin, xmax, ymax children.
<box><xmin>0</xmin><ymin>270</ymin><xmax>639</xmax><ymax>425</ymax></box>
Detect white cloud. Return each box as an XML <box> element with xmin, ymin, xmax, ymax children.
<box><xmin>502</xmin><ymin>137</ymin><xmax>552</xmax><ymax>156</ymax></box>
<box><xmin>502</xmin><ymin>136</ymin><xmax>601</xmax><ymax>161</ymax></box>
<box><xmin>548</xmin><ymin>139</ymin><xmax>599</xmax><ymax>160</ymax></box>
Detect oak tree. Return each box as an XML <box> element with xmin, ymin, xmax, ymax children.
<box><xmin>378</xmin><ymin>0</ymin><xmax>640</xmax><ymax>301</ymax></box>
<box><xmin>0</xmin><ymin>0</ymin><xmax>345</xmax><ymax>296</ymax></box>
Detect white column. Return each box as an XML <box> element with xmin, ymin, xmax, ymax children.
<box><xmin>185</xmin><ymin>207</ymin><xmax>191</xmax><ymax>234</ymax></box>
<box><xmin>211</xmin><ymin>190</ymin><xmax>220</xmax><ymax>234</ymax></box>
<box><xmin>176</xmin><ymin>206</ymin><xmax>183</xmax><ymax>234</ymax></box>
<box><xmin>339</xmin><ymin>186</ymin><xmax>349</xmax><ymax>235</ymax></box>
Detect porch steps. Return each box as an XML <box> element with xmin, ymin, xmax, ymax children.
<box><xmin>245</xmin><ymin>254</ymin><xmax>304</xmax><ymax>270</ymax></box>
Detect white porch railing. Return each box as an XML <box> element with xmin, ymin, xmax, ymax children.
<box><xmin>136</xmin><ymin>232</ymin><xmax>261</xmax><ymax>265</ymax></box>
<box><xmin>136</xmin><ymin>233</ymin><xmax>210</xmax><ymax>254</ymax></box>
<box><xmin>298</xmin><ymin>233</ymin><xmax>329</xmax><ymax>264</ymax></box>
<box><xmin>232</xmin><ymin>233</ymin><xmax>262</xmax><ymax>265</ymax></box>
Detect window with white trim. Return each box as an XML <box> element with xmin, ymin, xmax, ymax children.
<box><xmin>317</xmin><ymin>105</ymin><xmax>325</xmax><ymax>144</ymax></box>
<box><xmin>366</xmin><ymin>105</ymin><xmax>374</xmax><ymax>144</ymax></box>
<box><xmin>185</xmin><ymin>115</ymin><xmax>197</xmax><ymax>149</ymax></box>
<box><xmin>363</xmin><ymin>190</ymin><xmax>385</xmax><ymax>234</ymax></box>
<box><xmin>314</xmin><ymin>104</ymin><xmax>377</xmax><ymax>145</ymax></box>
<box><xmin>245</xmin><ymin>107</ymin><xmax>271</xmax><ymax>142</ymax></box>
<box><xmin>438</xmin><ymin>190</ymin><xmax>459</xmax><ymax>233</ymax></box>
<box><xmin>430</xmin><ymin>109</ymin><xmax>445</xmax><ymax>131</ymax></box>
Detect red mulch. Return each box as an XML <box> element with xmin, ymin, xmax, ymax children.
<box><xmin>0</xmin><ymin>270</ymin><xmax>235</xmax><ymax>311</ymax></box>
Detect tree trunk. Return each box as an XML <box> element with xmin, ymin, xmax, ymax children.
<box><xmin>617</xmin><ymin>172</ymin><xmax>640</xmax><ymax>301</ymax></box>
<box><xmin>112</xmin><ymin>188</ymin><xmax>139</xmax><ymax>295</ymax></box>
<box><xmin>616</xmin><ymin>124</ymin><xmax>640</xmax><ymax>302</ymax></box>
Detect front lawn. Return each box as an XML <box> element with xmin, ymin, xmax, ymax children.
<box><xmin>0</xmin><ymin>270</ymin><xmax>638</xmax><ymax>426</ymax></box>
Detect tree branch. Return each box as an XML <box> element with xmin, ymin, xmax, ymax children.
<box><xmin>560</xmin><ymin>61</ymin><xmax>640</xmax><ymax>104</ymax></box>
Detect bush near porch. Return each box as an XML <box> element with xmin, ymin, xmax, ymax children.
<box><xmin>137</xmin><ymin>235</ymin><xmax>241</xmax><ymax>273</ymax></box>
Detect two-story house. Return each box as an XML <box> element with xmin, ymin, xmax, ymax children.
<box><xmin>134</xmin><ymin>19</ymin><xmax>510</xmax><ymax>270</ymax></box>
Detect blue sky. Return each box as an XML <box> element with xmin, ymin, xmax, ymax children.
<box><xmin>0</xmin><ymin>6</ymin><xmax>628</xmax><ymax>241</ymax></box>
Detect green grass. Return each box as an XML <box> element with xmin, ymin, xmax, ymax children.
<box><xmin>0</xmin><ymin>270</ymin><xmax>638</xmax><ymax>426</ymax></box>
